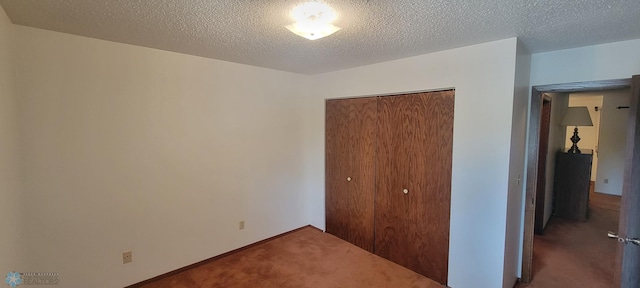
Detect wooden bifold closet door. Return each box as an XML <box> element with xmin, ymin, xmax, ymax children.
<box><xmin>325</xmin><ymin>97</ymin><xmax>377</xmax><ymax>252</ymax></box>
<box><xmin>375</xmin><ymin>91</ymin><xmax>453</xmax><ymax>284</ymax></box>
<box><xmin>325</xmin><ymin>90</ymin><xmax>454</xmax><ymax>285</ymax></box>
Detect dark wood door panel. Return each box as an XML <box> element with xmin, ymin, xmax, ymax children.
<box><xmin>375</xmin><ymin>90</ymin><xmax>454</xmax><ymax>285</ymax></box>
<box><xmin>616</xmin><ymin>75</ymin><xmax>640</xmax><ymax>288</ymax></box>
<box><xmin>326</xmin><ymin>99</ymin><xmax>350</xmax><ymax>244</ymax></box>
<box><xmin>346</xmin><ymin>97</ymin><xmax>378</xmax><ymax>251</ymax></box>
<box><xmin>374</xmin><ymin>94</ymin><xmax>410</xmax><ymax>261</ymax></box>
<box><xmin>405</xmin><ymin>91</ymin><xmax>453</xmax><ymax>283</ymax></box>
<box><xmin>325</xmin><ymin>97</ymin><xmax>377</xmax><ymax>252</ymax></box>
<box><xmin>535</xmin><ymin>98</ymin><xmax>552</xmax><ymax>234</ymax></box>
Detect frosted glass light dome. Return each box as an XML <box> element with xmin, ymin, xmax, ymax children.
<box><xmin>285</xmin><ymin>2</ymin><xmax>341</xmax><ymax>40</ymax></box>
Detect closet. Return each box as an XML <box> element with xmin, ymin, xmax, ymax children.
<box><xmin>325</xmin><ymin>90</ymin><xmax>454</xmax><ymax>285</ymax></box>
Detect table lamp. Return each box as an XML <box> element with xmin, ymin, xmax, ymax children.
<box><xmin>561</xmin><ymin>106</ymin><xmax>593</xmax><ymax>154</ymax></box>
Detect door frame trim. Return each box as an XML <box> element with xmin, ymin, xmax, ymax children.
<box><xmin>521</xmin><ymin>78</ymin><xmax>631</xmax><ymax>283</ymax></box>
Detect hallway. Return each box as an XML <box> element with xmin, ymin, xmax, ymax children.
<box><xmin>518</xmin><ymin>191</ymin><xmax>621</xmax><ymax>288</ymax></box>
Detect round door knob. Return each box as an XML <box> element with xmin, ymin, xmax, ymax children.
<box><xmin>403</xmin><ymin>188</ymin><xmax>409</xmax><ymax>194</ymax></box>
<box><xmin>347</xmin><ymin>177</ymin><xmax>352</xmax><ymax>182</ymax></box>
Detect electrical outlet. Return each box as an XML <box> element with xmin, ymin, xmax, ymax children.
<box><xmin>604</xmin><ymin>178</ymin><xmax>609</xmax><ymax>184</ymax></box>
<box><xmin>239</xmin><ymin>220</ymin><xmax>245</xmax><ymax>230</ymax></box>
<box><xmin>123</xmin><ymin>251</ymin><xmax>132</xmax><ymax>264</ymax></box>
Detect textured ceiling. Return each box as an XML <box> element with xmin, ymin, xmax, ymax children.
<box><xmin>1</xmin><ymin>0</ymin><xmax>639</xmax><ymax>74</ymax></box>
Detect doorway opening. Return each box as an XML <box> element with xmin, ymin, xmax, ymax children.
<box><xmin>521</xmin><ymin>78</ymin><xmax>635</xmax><ymax>286</ymax></box>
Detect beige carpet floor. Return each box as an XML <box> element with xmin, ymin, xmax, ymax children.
<box><xmin>517</xmin><ymin>191</ymin><xmax>621</xmax><ymax>288</ymax></box>
<box><xmin>136</xmin><ymin>227</ymin><xmax>441</xmax><ymax>288</ymax></box>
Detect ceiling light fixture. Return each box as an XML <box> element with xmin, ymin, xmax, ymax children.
<box><xmin>285</xmin><ymin>2</ymin><xmax>341</xmax><ymax>40</ymax></box>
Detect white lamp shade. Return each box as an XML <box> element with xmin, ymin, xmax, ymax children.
<box><xmin>561</xmin><ymin>106</ymin><xmax>593</xmax><ymax>126</ymax></box>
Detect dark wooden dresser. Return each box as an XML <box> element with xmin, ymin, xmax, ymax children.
<box><xmin>553</xmin><ymin>150</ymin><xmax>593</xmax><ymax>221</ymax></box>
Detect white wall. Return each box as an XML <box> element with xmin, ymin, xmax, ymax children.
<box><xmin>531</xmin><ymin>39</ymin><xmax>640</xmax><ymax>86</ymax></box>
<box><xmin>595</xmin><ymin>89</ymin><xmax>630</xmax><ymax>195</ymax></box>
<box><xmin>565</xmin><ymin>95</ymin><xmax>603</xmax><ymax>181</ymax></box>
<box><xmin>0</xmin><ymin>5</ymin><xmax>26</xmax><ymax>275</ymax></box>
<box><xmin>503</xmin><ymin>40</ymin><xmax>530</xmax><ymax>288</ymax></box>
<box><xmin>544</xmin><ymin>93</ymin><xmax>569</xmax><ymax>227</ymax></box>
<box><xmin>305</xmin><ymin>38</ymin><xmax>520</xmax><ymax>288</ymax></box>
<box><xmin>14</xmin><ymin>25</ymin><xmax>310</xmax><ymax>288</ymax></box>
